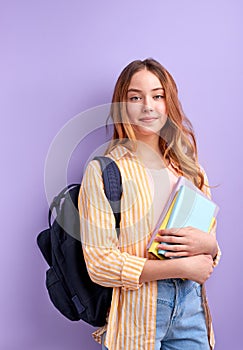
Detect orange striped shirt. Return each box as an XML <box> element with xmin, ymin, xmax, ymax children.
<box><xmin>78</xmin><ymin>145</ymin><xmax>220</xmax><ymax>350</ymax></box>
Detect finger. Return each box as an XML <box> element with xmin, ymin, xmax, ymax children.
<box><xmin>158</xmin><ymin>228</ymin><xmax>184</xmax><ymax>236</ymax></box>
<box><xmin>154</xmin><ymin>235</ymin><xmax>185</xmax><ymax>244</ymax></box>
<box><xmin>157</xmin><ymin>243</ymin><xmax>187</xmax><ymax>252</ymax></box>
<box><xmin>164</xmin><ymin>251</ymin><xmax>189</xmax><ymax>258</ymax></box>
<box><xmin>154</xmin><ymin>233</ymin><xmax>182</xmax><ymax>241</ymax></box>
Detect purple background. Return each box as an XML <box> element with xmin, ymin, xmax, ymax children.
<box><xmin>1</xmin><ymin>1</ymin><xmax>242</xmax><ymax>349</ymax></box>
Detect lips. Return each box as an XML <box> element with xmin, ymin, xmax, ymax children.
<box><xmin>139</xmin><ymin>116</ymin><xmax>158</xmax><ymax>122</ymax></box>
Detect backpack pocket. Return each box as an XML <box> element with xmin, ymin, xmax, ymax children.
<box><xmin>46</xmin><ymin>267</ymin><xmax>79</xmax><ymax>321</ymax></box>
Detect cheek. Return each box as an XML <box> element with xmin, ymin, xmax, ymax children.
<box><xmin>126</xmin><ymin>103</ymin><xmax>142</xmax><ymax>121</ymax></box>
<box><xmin>160</xmin><ymin>114</ymin><xmax>168</xmax><ymax>126</ymax></box>
<box><xmin>156</xmin><ymin>102</ymin><xmax>167</xmax><ymax>115</ymax></box>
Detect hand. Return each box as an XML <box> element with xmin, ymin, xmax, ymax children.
<box><xmin>179</xmin><ymin>254</ymin><xmax>214</xmax><ymax>284</ymax></box>
<box><xmin>154</xmin><ymin>226</ymin><xmax>218</xmax><ymax>258</ymax></box>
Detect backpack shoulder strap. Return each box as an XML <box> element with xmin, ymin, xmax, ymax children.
<box><xmin>93</xmin><ymin>156</ymin><xmax>122</xmax><ymax>236</ymax></box>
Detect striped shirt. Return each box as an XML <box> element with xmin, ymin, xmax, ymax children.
<box><xmin>78</xmin><ymin>144</ymin><xmax>221</xmax><ymax>350</ymax></box>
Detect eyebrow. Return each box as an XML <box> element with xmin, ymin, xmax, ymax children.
<box><xmin>127</xmin><ymin>87</ymin><xmax>164</xmax><ymax>93</ymax></box>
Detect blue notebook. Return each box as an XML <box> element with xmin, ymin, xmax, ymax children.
<box><xmin>158</xmin><ymin>179</ymin><xmax>218</xmax><ymax>255</ymax></box>
<box><xmin>156</xmin><ymin>178</ymin><xmax>219</xmax><ymax>256</ymax></box>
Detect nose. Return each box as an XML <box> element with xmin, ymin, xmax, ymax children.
<box><xmin>143</xmin><ymin>105</ymin><xmax>153</xmax><ymax>113</ymax></box>
<box><xmin>143</xmin><ymin>96</ymin><xmax>154</xmax><ymax>113</ymax></box>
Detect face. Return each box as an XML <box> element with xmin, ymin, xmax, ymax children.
<box><xmin>126</xmin><ymin>69</ymin><xmax>167</xmax><ymax>138</ymax></box>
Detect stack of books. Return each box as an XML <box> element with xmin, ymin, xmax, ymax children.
<box><xmin>147</xmin><ymin>176</ymin><xmax>219</xmax><ymax>259</ymax></box>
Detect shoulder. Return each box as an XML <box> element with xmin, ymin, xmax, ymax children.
<box><xmin>81</xmin><ymin>159</ymin><xmax>103</xmax><ymax>189</ymax></box>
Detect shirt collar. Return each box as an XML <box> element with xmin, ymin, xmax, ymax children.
<box><xmin>109</xmin><ymin>143</ymin><xmax>137</xmax><ymax>161</ymax></box>
<box><xmin>109</xmin><ymin>143</ymin><xmax>181</xmax><ymax>173</ymax></box>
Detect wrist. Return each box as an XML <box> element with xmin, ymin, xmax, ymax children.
<box><xmin>208</xmin><ymin>235</ymin><xmax>218</xmax><ymax>258</ymax></box>
<box><xmin>139</xmin><ymin>258</ymin><xmax>187</xmax><ymax>283</ymax></box>
<box><xmin>165</xmin><ymin>258</ymin><xmax>188</xmax><ymax>279</ymax></box>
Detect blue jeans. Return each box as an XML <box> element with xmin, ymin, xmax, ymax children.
<box><xmin>101</xmin><ymin>332</ymin><xmax>107</xmax><ymax>350</ymax></box>
<box><xmin>102</xmin><ymin>279</ymin><xmax>209</xmax><ymax>350</ymax></box>
<box><xmin>156</xmin><ymin>279</ymin><xmax>209</xmax><ymax>350</ymax></box>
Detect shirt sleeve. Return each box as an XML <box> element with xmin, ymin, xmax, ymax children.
<box><xmin>78</xmin><ymin>160</ymin><xmax>147</xmax><ymax>290</ymax></box>
<box><xmin>201</xmin><ymin>167</ymin><xmax>221</xmax><ymax>267</ymax></box>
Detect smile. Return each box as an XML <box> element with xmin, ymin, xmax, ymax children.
<box><xmin>139</xmin><ymin>117</ymin><xmax>158</xmax><ymax>123</ymax></box>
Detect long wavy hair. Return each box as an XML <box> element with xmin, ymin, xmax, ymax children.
<box><xmin>106</xmin><ymin>58</ymin><xmax>205</xmax><ymax>190</ymax></box>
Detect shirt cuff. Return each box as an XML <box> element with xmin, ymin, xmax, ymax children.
<box><xmin>120</xmin><ymin>254</ymin><xmax>147</xmax><ymax>290</ymax></box>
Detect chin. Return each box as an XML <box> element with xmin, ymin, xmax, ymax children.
<box><xmin>134</xmin><ymin>125</ymin><xmax>162</xmax><ymax>137</ymax></box>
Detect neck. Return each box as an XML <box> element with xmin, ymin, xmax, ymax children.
<box><xmin>134</xmin><ymin>133</ymin><xmax>161</xmax><ymax>153</ymax></box>
<box><xmin>134</xmin><ymin>136</ymin><xmax>168</xmax><ymax>169</ymax></box>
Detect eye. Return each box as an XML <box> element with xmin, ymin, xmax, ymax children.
<box><xmin>129</xmin><ymin>96</ymin><xmax>142</xmax><ymax>102</ymax></box>
<box><xmin>154</xmin><ymin>95</ymin><xmax>164</xmax><ymax>100</ymax></box>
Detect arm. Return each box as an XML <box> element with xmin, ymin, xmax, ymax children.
<box><xmin>139</xmin><ymin>254</ymin><xmax>214</xmax><ymax>284</ymax></box>
<box><xmin>78</xmin><ymin>160</ymin><xmax>146</xmax><ymax>290</ymax></box>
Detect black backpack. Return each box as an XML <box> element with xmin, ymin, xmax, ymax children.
<box><xmin>37</xmin><ymin>156</ymin><xmax>122</xmax><ymax>327</ymax></box>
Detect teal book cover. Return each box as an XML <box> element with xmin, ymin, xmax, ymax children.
<box><xmin>157</xmin><ymin>181</ymin><xmax>219</xmax><ymax>256</ymax></box>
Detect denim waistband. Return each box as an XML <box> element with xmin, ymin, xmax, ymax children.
<box><xmin>157</xmin><ymin>278</ymin><xmax>196</xmax><ymax>286</ymax></box>
<box><xmin>157</xmin><ymin>279</ymin><xmax>200</xmax><ymax>301</ymax></box>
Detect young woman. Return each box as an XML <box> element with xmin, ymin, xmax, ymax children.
<box><xmin>78</xmin><ymin>58</ymin><xmax>220</xmax><ymax>350</ymax></box>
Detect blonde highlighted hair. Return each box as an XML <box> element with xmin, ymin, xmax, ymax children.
<box><xmin>106</xmin><ymin>58</ymin><xmax>205</xmax><ymax>190</ymax></box>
